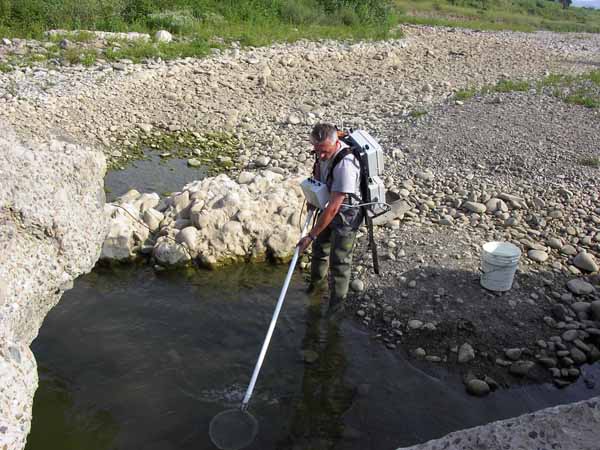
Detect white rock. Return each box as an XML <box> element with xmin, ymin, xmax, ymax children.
<box><xmin>238</xmin><ymin>171</ymin><xmax>255</xmax><ymax>184</ymax></box>
<box><xmin>176</xmin><ymin>226</ymin><xmax>199</xmax><ymax>252</ymax></box>
<box><xmin>287</xmin><ymin>113</ymin><xmax>301</xmax><ymax>125</ymax></box>
<box><xmin>153</xmin><ymin>238</ymin><xmax>190</xmax><ymax>265</ymax></box>
<box><xmin>143</xmin><ymin>208</ymin><xmax>164</xmax><ymax>231</ymax></box>
<box><xmin>155</xmin><ymin>30</ymin><xmax>173</xmax><ymax>43</ymax></box>
<box><xmin>464</xmin><ymin>202</ymin><xmax>487</xmax><ymax>214</ymax></box>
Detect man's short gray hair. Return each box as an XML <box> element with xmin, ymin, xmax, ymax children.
<box><xmin>310</xmin><ymin>123</ymin><xmax>337</xmax><ymax>145</ymax></box>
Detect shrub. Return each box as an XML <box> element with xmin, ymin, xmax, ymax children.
<box><xmin>146</xmin><ymin>9</ymin><xmax>198</xmax><ymax>33</ymax></box>
<box><xmin>279</xmin><ymin>0</ymin><xmax>325</xmax><ymax>25</ymax></box>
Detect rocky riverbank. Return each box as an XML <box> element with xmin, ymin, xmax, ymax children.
<box><xmin>347</xmin><ymin>89</ymin><xmax>600</xmax><ymax>394</ymax></box>
<box><xmin>0</xmin><ymin>126</ymin><xmax>107</xmax><ymax>450</ymax></box>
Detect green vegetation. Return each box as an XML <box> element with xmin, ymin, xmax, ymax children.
<box><xmin>0</xmin><ymin>1</ymin><xmax>599</xmax><ymax>67</ymax></box>
<box><xmin>409</xmin><ymin>109</ymin><xmax>428</xmax><ymax>118</ymax></box>
<box><xmin>0</xmin><ymin>0</ymin><xmax>398</xmax><ymax>42</ymax></box>
<box><xmin>111</xmin><ymin>129</ymin><xmax>241</xmax><ymax>173</ymax></box>
<box><xmin>578</xmin><ymin>156</ymin><xmax>600</xmax><ymax>167</ymax></box>
<box><xmin>454</xmin><ymin>70</ymin><xmax>600</xmax><ymax>109</ymax></box>
<box><xmin>396</xmin><ymin>0</ymin><xmax>600</xmax><ymax>33</ymax></box>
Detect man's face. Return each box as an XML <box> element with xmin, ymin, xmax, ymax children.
<box><xmin>312</xmin><ymin>139</ymin><xmax>339</xmax><ymax>161</ymax></box>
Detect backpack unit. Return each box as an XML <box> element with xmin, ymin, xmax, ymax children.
<box><xmin>335</xmin><ymin>129</ymin><xmax>388</xmax><ymax>219</ymax></box>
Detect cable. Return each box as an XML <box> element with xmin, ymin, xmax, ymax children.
<box><xmin>112</xmin><ymin>203</ymin><xmax>194</xmax><ymax>261</ymax></box>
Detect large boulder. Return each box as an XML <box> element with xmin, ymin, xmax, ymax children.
<box><xmin>102</xmin><ymin>171</ymin><xmax>305</xmax><ymax>268</ymax></box>
<box><xmin>0</xmin><ymin>126</ymin><xmax>107</xmax><ymax>450</ymax></box>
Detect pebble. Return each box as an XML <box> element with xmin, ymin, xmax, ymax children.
<box><xmin>509</xmin><ymin>360</ymin><xmax>535</xmax><ymax>377</ymax></box>
<box><xmin>466</xmin><ymin>379</ymin><xmax>491</xmax><ymax>397</ymax></box>
<box><xmin>527</xmin><ymin>250</ymin><xmax>548</xmax><ymax>263</ymax></box>
<box><xmin>562</xmin><ymin>329</ymin><xmax>579</xmax><ymax>342</ymax></box>
<box><xmin>504</xmin><ymin>348</ymin><xmax>522</xmax><ymax>361</ymax></box>
<box><xmin>408</xmin><ymin>319</ymin><xmax>423</xmax><ymax>330</ymax></box>
<box><xmin>351</xmin><ymin>279</ymin><xmax>365</xmax><ymax>292</ymax></box>
<box><xmin>458</xmin><ymin>343</ymin><xmax>475</xmax><ymax>363</ymax></box>
<box><xmin>567</xmin><ymin>279</ymin><xmax>594</xmax><ymax>296</ymax></box>
<box><xmin>573</xmin><ymin>252</ymin><xmax>599</xmax><ymax>273</ymax></box>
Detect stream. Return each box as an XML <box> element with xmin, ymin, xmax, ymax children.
<box><xmin>27</xmin><ymin>263</ymin><xmax>600</xmax><ymax>450</ymax></box>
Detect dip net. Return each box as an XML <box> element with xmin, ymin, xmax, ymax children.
<box><xmin>209</xmin><ymin>408</ymin><xmax>259</xmax><ymax>450</ymax></box>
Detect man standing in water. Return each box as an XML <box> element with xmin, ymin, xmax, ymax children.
<box><xmin>297</xmin><ymin>123</ymin><xmax>363</xmax><ymax>317</ymax></box>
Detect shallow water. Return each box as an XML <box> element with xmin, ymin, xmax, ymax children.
<box><xmin>28</xmin><ymin>264</ymin><xmax>600</xmax><ymax>450</ymax></box>
<box><xmin>104</xmin><ymin>151</ymin><xmax>207</xmax><ymax>202</ymax></box>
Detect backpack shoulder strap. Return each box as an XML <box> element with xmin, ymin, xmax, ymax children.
<box><xmin>326</xmin><ymin>147</ymin><xmax>352</xmax><ymax>188</ymax></box>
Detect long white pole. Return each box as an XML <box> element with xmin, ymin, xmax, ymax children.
<box><xmin>241</xmin><ymin>209</ymin><xmax>314</xmax><ymax>410</ymax></box>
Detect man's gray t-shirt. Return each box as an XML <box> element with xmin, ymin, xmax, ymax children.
<box><xmin>318</xmin><ymin>144</ymin><xmax>361</xmax><ymax>206</ymax></box>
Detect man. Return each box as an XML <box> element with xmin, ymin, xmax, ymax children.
<box><xmin>297</xmin><ymin>123</ymin><xmax>363</xmax><ymax>317</ymax></box>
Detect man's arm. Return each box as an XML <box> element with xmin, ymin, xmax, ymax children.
<box><xmin>297</xmin><ymin>192</ymin><xmax>346</xmax><ymax>253</ymax></box>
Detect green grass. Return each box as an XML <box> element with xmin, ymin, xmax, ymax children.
<box><xmin>578</xmin><ymin>156</ymin><xmax>600</xmax><ymax>167</ymax></box>
<box><xmin>0</xmin><ymin>62</ymin><xmax>13</xmax><ymax>73</ymax></box>
<box><xmin>395</xmin><ymin>0</ymin><xmax>600</xmax><ymax>33</ymax></box>
<box><xmin>565</xmin><ymin>90</ymin><xmax>600</xmax><ymax>108</ymax></box>
<box><xmin>409</xmin><ymin>109</ymin><xmax>428</xmax><ymax>118</ymax></box>
<box><xmin>1</xmin><ymin>0</ymin><xmax>600</xmax><ymax>70</ymax></box>
<box><xmin>454</xmin><ymin>70</ymin><xmax>600</xmax><ymax>109</ymax></box>
<box><xmin>0</xmin><ymin>0</ymin><xmax>398</xmax><ymax>41</ymax></box>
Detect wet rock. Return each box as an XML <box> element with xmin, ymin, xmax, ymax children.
<box><xmin>537</xmin><ymin>357</ymin><xmax>557</xmax><ymax>368</ymax></box>
<box><xmin>562</xmin><ymin>329</ymin><xmax>579</xmax><ymax>342</ymax></box>
<box><xmin>570</xmin><ymin>347</ymin><xmax>588</xmax><ymax>365</ymax></box>
<box><xmin>591</xmin><ymin>301</ymin><xmax>600</xmax><ymax>321</ymax></box>
<box><xmin>509</xmin><ymin>360</ymin><xmax>535</xmax><ymax>377</ymax></box>
<box><xmin>504</xmin><ymin>348</ymin><xmax>522</xmax><ymax>361</ymax></box>
<box><xmin>458</xmin><ymin>343</ymin><xmax>475</xmax><ymax>363</ymax></box>
<box><xmin>413</xmin><ymin>348</ymin><xmax>427</xmax><ymax>358</ymax></box>
<box><xmin>466</xmin><ymin>379</ymin><xmax>491</xmax><ymax>397</ymax></box>
<box><xmin>351</xmin><ymin>279</ymin><xmax>365</xmax><ymax>292</ymax></box>
<box><xmin>408</xmin><ymin>319</ymin><xmax>423</xmax><ymax>330</ymax></box>
<box><xmin>302</xmin><ymin>349</ymin><xmax>319</xmax><ymax>364</ymax></box>
<box><xmin>567</xmin><ymin>279</ymin><xmax>594</xmax><ymax>296</ymax></box>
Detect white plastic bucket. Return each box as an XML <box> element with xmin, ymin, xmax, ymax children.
<box><xmin>480</xmin><ymin>241</ymin><xmax>521</xmax><ymax>292</ymax></box>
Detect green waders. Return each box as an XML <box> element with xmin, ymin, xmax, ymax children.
<box><xmin>310</xmin><ymin>209</ymin><xmax>360</xmax><ymax>308</ymax></box>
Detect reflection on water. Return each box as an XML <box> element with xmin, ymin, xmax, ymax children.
<box><xmin>28</xmin><ymin>263</ymin><xmax>600</xmax><ymax>450</ymax></box>
<box><xmin>104</xmin><ymin>150</ymin><xmax>207</xmax><ymax>202</ymax></box>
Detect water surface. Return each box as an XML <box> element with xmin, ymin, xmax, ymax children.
<box><xmin>28</xmin><ymin>264</ymin><xmax>600</xmax><ymax>450</ymax></box>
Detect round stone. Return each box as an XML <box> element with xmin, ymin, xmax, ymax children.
<box><xmin>567</xmin><ymin>279</ymin><xmax>594</xmax><ymax>296</ymax></box>
<box><xmin>351</xmin><ymin>279</ymin><xmax>365</xmax><ymax>292</ymax></box>
<box><xmin>528</xmin><ymin>250</ymin><xmax>548</xmax><ymax>263</ymax></box>
<box><xmin>466</xmin><ymin>379</ymin><xmax>491</xmax><ymax>397</ymax></box>
<box><xmin>408</xmin><ymin>319</ymin><xmax>423</xmax><ymax>330</ymax></box>
<box><xmin>573</xmin><ymin>252</ymin><xmax>599</xmax><ymax>273</ymax></box>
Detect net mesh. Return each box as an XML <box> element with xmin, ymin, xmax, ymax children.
<box><xmin>209</xmin><ymin>409</ymin><xmax>259</xmax><ymax>450</ymax></box>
